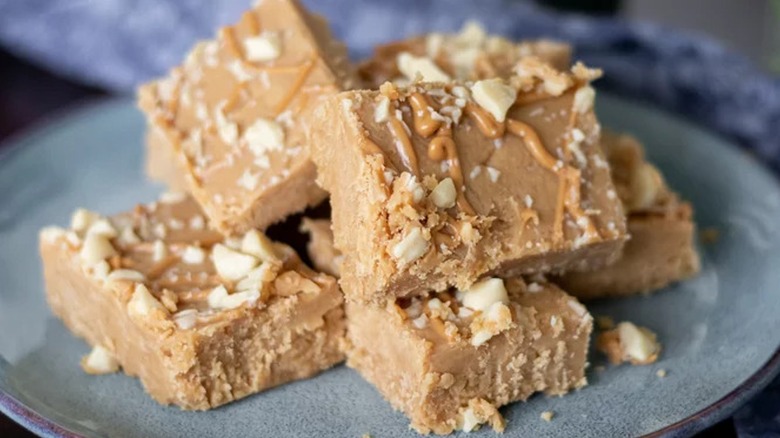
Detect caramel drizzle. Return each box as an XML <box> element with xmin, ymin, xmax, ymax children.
<box><xmin>409</xmin><ymin>93</ymin><xmax>442</xmax><ymax>137</ymax></box>
<box><xmin>505</xmin><ymin>119</ymin><xmax>597</xmax><ymax>243</ymax></box>
<box><xmin>427</xmin><ymin>126</ymin><xmax>475</xmax><ymax>215</ymax></box>
<box><xmin>386</xmin><ymin>114</ymin><xmax>420</xmax><ymax>176</ymax></box>
<box><xmin>464</xmin><ymin>103</ymin><xmax>505</xmax><ymax>139</ymax></box>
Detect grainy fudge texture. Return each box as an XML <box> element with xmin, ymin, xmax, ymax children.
<box><xmin>358</xmin><ymin>21</ymin><xmax>571</xmax><ymax>88</ymax></box>
<box><xmin>555</xmin><ymin>131</ymin><xmax>700</xmax><ymax>299</ymax></box>
<box><xmin>39</xmin><ymin>194</ymin><xmax>344</xmax><ymax>410</ymax></box>
<box><xmin>138</xmin><ymin>0</ymin><xmax>357</xmax><ymax>235</ymax></box>
<box><xmin>345</xmin><ymin>277</ymin><xmax>592</xmax><ymax>434</ymax></box>
<box><xmin>310</xmin><ymin>63</ymin><xmax>627</xmax><ymax>303</ymax></box>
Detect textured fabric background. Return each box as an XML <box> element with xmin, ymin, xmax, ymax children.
<box><xmin>0</xmin><ymin>0</ymin><xmax>778</xmax><ymax>435</ymax></box>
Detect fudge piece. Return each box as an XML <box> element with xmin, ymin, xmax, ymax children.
<box><xmin>555</xmin><ymin>131</ymin><xmax>700</xmax><ymax>299</ymax></box>
<box><xmin>138</xmin><ymin>0</ymin><xmax>357</xmax><ymax>235</ymax></box>
<box><xmin>345</xmin><ymin>277</ymin><xmax>593</xmax><ymax>434</ymax></box>
<box><xmin>597</xmin><ymin>321</ymin><xmax>661</xmax><ymax>365</ymax></box>
<box><xmin>359</xmin><ymin>21</ymin><xmax>571</xmax><ymax>88</ymax></box>
<box><xmin>39</xmin><ymin>194</ymin><xmax>344</xmax><ymax>410</ymax></box>
<box><xmin>300</xmin><ymin>218</ymin><xmax>341</xmax><ymax>277</ymax></box>
<box><xmin>310</xmin><ymin>62</ymin><xmax>627</xmax><ymax>303</ymax></box>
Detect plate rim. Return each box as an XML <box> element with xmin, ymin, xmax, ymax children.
<box><xmin>1</xmin><ymin>97</ymin><xmax>779</xmax><ymax>438</ymax></box>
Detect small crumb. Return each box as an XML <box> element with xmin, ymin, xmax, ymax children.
<box><xmin>700</xmin><ymin>227</ymin><xmax>720</xmax><ymax>244</ymax></box>
<box><xmin>656</xmin><ymin>369</ymin><xmax>667</xmax><ymax>378</ymax></box>
<box><xmin>594</xmin><ymin>365</ymin><xmax>606</xmax><ymax>373</ymax></box>
<box><xmin>540</xmin><ymin>411</ymin><xmax>554</xmax><ymax>422</ymax></box>
<box><xmin>595</xmin><ymin>315</ymin><xmax>615</xmax><ymax>330</ymax></box>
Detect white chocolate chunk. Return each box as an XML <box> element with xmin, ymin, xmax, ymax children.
<box><xmin>241</xmin><ymin>230</ymin><xmax>280</xmax><ymax>263</ymax></box>
<box><xmin>470</xmin><ymin>79</ymin><xmax>517</xmax><ymax>123</ymax></box>
<box><xmin>374</xmin><ymin>95</ymin><xmax>391</xmax><ymax>123</ymax></box>
<box><xmin>107</xmin><ymin>269</ymin><xmax>146</xmax><ymax>282</ymax></box>
<box><xmin>460</xmin><ymin>277</ymin><xmax>509</xmax><ymax>312</ymax></box>
<box><xmin>40</xmin><ymin>226</ymin><xmax>67</xmax><ymax>244</ymax></box>
<box><xmin>461</xmin><ymin>407</ymin><xmax>480</xmax><ymax>433</ymax></box>
<box><xmin>118</xmin><ymin>226</ymin><xmax>141</xmax><ymax>245</ymax></box>
<box><xmin>573</xmin><ymin>85</ymin><xmax>596</xmax><ymax>114</ymax></box>
<box><xmin>70</xmin><ymin>208</ymin><xmax>100</xmax><ymax>233</ymax></box>
<box><xmin>208</xmin><ymin>285</ymin><xmax>260</xmax><ymax>310</ymax></box>
<box><xmin>391</xmin><ymin>226</ymin><xmax>429</xmax><ymax>264</ymax></box>
<box><xmin>159</xmin><ymin>191</ymin><xmax>188</xmax><ymax>204</ymax></box>
<box><xmin>236</xmin><ymin>263</ymin><xmax>278</xmax><ymax>292</ymax></box>
<box><xmin>455</xmin><ymin>20</ymin><xmax>487</xmax><ymax>48</ymax></box>
<box><xmin>173</xmin><ymin>309</ymin><xmax>198</xmax><ymax>330</ymax></box>
<box><xmin>245</xmin><ymin>118</ymin><xmax>285</xmax><ymax>156</ymax></box>
<box><xmin>244</xmin><ymin>32</ymin><xmax>281</xmax><ymax>62</ymax></box>
<box><xmin>79</xmin><ymin>233</ymin><xmax>117</xmax><ymax>265</ymax></box>
<box><xmin>618</xmin><ymin>322</ymin><xmax>660</xmax><ymax>363</ymax></box>
<box><xmin>397</xmin><ymin>52</ymin><xmax>451</xmax><ymax>83</ymax></box>
<box><xmin>429</xmin><ymin>177</ymin><xmax>457</xmax><ymax>208</ymax></box>
<box><xmin>127</xmin><ymin>284</ymin><xmax>166</xmax><ymax>317</ymax></box>
<box><xmin>630</xmin><ymin>163</ymin><xmax>664</xmax><ymax>210</ymax></box>
<box><xmin>86</xmin><ymin>219</ymin><xmax>117</xmax><ymax>238</ymax></box>
<box><xmin>92</xmin><ymin>260</ymin><xmax>110</xmax><ymax>282</ymax></box>
<box><xmin>425</xmin><ymin>33</ymin><xmax>444</xmax><ymax>57</ymax></box>
<box><xmin>212</xmin><ymin>244</ymin><xmax>259</xmax><ymax>281</ymax></box>
<box><xmin>182</xmin><ymin>245</ymin><xmax>206</xmax><ymax>265</ymax></box>
<box><xmin>81</xmin><ymin>346</ymin><xmax>119</xmax><ymax>374</ymax></box>
<box><xmin>152</xmin><ymin>240</ymin><xmax>168</xmax><ymax>262</ymax></box>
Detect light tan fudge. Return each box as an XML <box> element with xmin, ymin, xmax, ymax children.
<box><xmin>300</xmin><ymin>218</ymin><xmax>341</xmax><ymax>277</ymax></box>
<box><xmin>346</xmin><ymin>277</ymin><xmax>592</xmax><ymax>434</ymax></box>
<box><xmin>138</xmin><ymin>0</ymin><xmax>357</xmax><ymax>235</ymax></box>
<box><xmin>310</xmin><ymin>63</ymin><xmax>627</xmax><ymax>304</ymax></box>
<box><xmin>39</xmin><ymin>194</ymin><xmax>344</xmax><ymax>410</ymax></box>
<box><xmin>358</xmin><ymin>21</ymin><xmax>571</xmax><ymax>88</ymax></box>
<box><xmin>555</xmin><ymin>131</ymin><xmax>700</xmax><ymax>299</ymax></box>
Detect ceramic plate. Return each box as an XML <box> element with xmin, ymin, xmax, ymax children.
<box><xmin>1</xmin><ymin>94</ymin><xmax>779</xmax><ymax>438</ymax></box>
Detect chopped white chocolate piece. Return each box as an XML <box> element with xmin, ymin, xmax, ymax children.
<box><xmin>182</xmin><ymin>245</ymin><xmax>206</xmax><ymax>265</ymax></box>
<box><xmin>618</xmin><ymin>322</ymin><xmax>660</xmax><ymax>363</ymax></box>
<box><xmin>70</xmin><ymin>208</ymin><xmax>100</xmax><ymax>233</ymax></box>
<box><xmin>118</xmin><ymin>226</ymin><xmax>141</xmax><ymax>245</ymax></box>
<box><xmin>127</xmin><ymin>284</ymin><xmax>166</xmax><ymax>317</ymax></box>
<box><xmin>397</xmin><ymin>52</ymin><xmax>451</xmax><ymax>83</ymax></box>
<box><xmin>92</xmin><ymin>260</ymin><xmax>110</xmax><ymax>282</ymax></box>
<box><xmin>541</xmin><ymin>411</ymin><xmax>555</xmax><ymax>422</ymax></box>
<box><xmin>460</xmin><ymin>277</ymin><xmax>509</xmax><ymax>312</ymax></box>
<box><xmin>107</xmin><ymin>269</ymin><xmax>146</xmax><ymax>282</ymax></box>
<box><xmin>152</xmin><ymin>239</ymin><xmax>168</xmax><ymax>262</ymax></box>
<box><xmin>173</xmin><ymin>309</ymin><xmax>198</xmax><ymax>330</ymax></box>
<box><xmin>81</xmin><ymin>345</ymin><xmax>119</xmax><ymax>375</ymax></box>
<box><xmin>212</xmin><ymin>244</ymin><xmax>259</xmax><ymax>280</ymax></box>
<box><xmin>630</xmin><ymin>163</ymin><xmax>663</xmax><ymax>210</ymax></box>
<box><xmin>40</xmin><ymin>226</ymin><xmax>67</xmax><ymax>244</ymax></box>
<box><xmin>573</xmin><ymin>85</ymin><xmax>596</xmax><ymax>114</ymax></box>
<box><xmin>235</xmin><ymin>263</ymin><xmax>278</xmax><ymax>292</ymax></box>
<box><xmin>241</xmin><ymin>230</ymin><xmax>280</xmax><ymax>263</ymax></box>
<box><xmin>391</xmin><ymin>226</ymin><xmax>429</xmax><ymax>264</ymax></box>
<box><xmin>429</xmin><ymin>177</ymin><xmax>457</xmax><ymax>208</ymax></box>
<box><xmin>159</xmin><ymin>191</ymin><xmax>188</xmax><ymax>204</ymax></box>
<box><xmin>461</xmin><ymin>407</ymin><xmax>480</xmax><ymax>433</ymax></box>
<box><xmin>79</xmin><ymin>233</ymin><xmax>117</xmax><ymax>266</ymax></box>
<box><xmin>244</xmin><ymin>32</ymin><xmax>281</xmax><ymax>62</ymax></box>
<box><xmin>207</xmin><ymin>285</ymin><xmax>261</xmax><ymax>310</ymax></box>
<box><xmin>374</xmin><ymin>95</ymin><xmax>391</xmax><ymax>123</ymax></box>
<box><xmin>245</xmin><ymin>118</ymin><xmax>285</xmax><ymax>156</ymax></box>
<box><xmin>86</xmin><ymin>219</ymin><xmax>117</xmax><ymax>238</ymax></box>
<box><xmin>470</xmin><ymin>79</ymin><xmax>517</xmax><ymax>123</ymax></box>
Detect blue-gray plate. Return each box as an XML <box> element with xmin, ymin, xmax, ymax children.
<box><xmin>1</xmin><ymin>94</ymin><xmax>779</xmax><ymax>437</ymax></box>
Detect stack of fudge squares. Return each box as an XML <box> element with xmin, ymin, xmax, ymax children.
<box><xmin>38</xmin><ymin>0</ymin><xmax>701</xmax><ymax>434</ymax></box>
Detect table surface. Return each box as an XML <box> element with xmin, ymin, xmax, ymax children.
<box><xmin>0</xmin><ymin>46</ymin><xmax>741</xmax><ymax>438</ymax></box>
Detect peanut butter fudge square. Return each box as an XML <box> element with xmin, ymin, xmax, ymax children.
<box><xmin>359</xmin><ymin>21</ymin><xmax>571</xmax><ymax>88</ymax></box>
<box><xmin>345</xmin><ymin>277</ymin><xmax>592</xmax><ymax>434</ymax></box>
<box><xmin>138</xmin><ymin>0</ymin><xmax>357</xmax><ymax>235</ymax></box>
<box><xmin>555</xmin><ymin>131</ymin><xmax>700</xmax><ymax>299</ymax></box>
<box><xmin>38</xmin><ymin>194</ymin><xmax>344</xmax><ymax>410</ymax></box>
<box><xmin>310</xmin><ymin>61</ymin><xmax>627</xmax><ymax>303</ymax></box>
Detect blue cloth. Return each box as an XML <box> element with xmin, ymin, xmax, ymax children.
<box><xmin>0</xmin><ymin>0</ymin><xmax>779</xmax><ymax>435</ymax></box>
